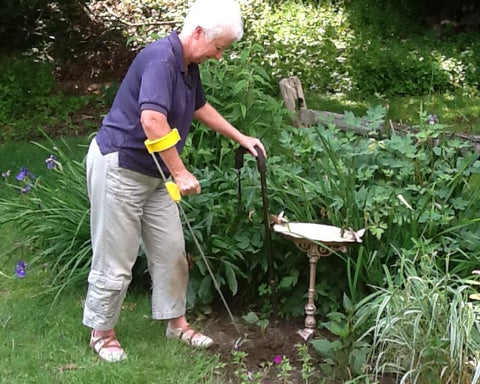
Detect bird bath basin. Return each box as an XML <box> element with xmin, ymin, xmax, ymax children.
<box><xmin>273</xmin><ymin>222</ymin><xmax>364</xmax><ymax>340</ymax></box>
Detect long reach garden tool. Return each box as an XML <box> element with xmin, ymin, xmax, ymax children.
<box><xmin>144</xmin><ymin>130</ymin><xmax>243</xmax><ymax>345</ymax></box>
<box><xmin>234</xmin><ymin>145</ymin><xmax>278</xmax><ymax>320</ymax></box>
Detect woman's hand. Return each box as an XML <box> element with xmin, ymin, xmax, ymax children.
<box><xmin>238</xmin><ymin>135</ymin><xmax>267</xmax><ymax>158</ymax></box>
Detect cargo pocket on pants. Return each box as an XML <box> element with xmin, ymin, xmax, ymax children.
<box><xmin>86</xmin><ymin>271</ymin><xmax>124</xmax><ymax>319</ymax></box>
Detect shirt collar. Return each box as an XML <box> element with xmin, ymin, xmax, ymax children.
<box><xmin>168</xmin><ymin>30</ymin><xmax>198</xmax><ymax>77</ymax></box>
<box><xmin>168</xmin><ymin>30</ymin><xmax>187</xmax><ymax>74</ymax></box>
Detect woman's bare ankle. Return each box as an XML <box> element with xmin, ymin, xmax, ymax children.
<box><xmin>92</xmin><ymin>329</ymin><xmax>115</xmax><ymax>338</ymax></box>
<box><xmin>168</xmin><ymin>315</ymin><xmax>188</xmax><ymax>330</ymax></box>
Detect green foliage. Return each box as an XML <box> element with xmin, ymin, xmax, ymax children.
<box><xmin>7</xmin><ymin>0</ymin><xmax>480</xmax><ymax>115</ymax></box>
<box><xmin>311</xmin><ymin>294</ymin><xmax>370</xmax><ymax>380</ymax></box>
<box><xmin>241</xmin><ymin>311</ymin><xmax>269</xmax><ymax>330</ymax></box>
<box><xmin>3</xmin><ymin>2</ymin><xmax>480</xmax><ymax>380</ymax></box>
<box><xmin>348</xmin><ymin>36</ymin><xmax>480</xmax><ymax>96</ymax></box>
<box><xmin>229</xmin><ymin>348</ymin><xmax>314</xmax><ymax>384</ymax></box>
<box><xmin>184</xmin><ymin>98</ymin><xmax>480</xmax><ymax>323</ymax></box>
<box><xmin>242</xmin><ymin>0</ymin><xmax>354</xmax><ymax>93</ymax></box>
<box><xmin>182</xmin><ymin>43</ymin><xmax>304</xmax><ymax>311</ymax></box>
<box><xmin>98</xmin><ymin>0</ymin><xmax>191</xmax><ymax>48</ymax></box>
<box><xmin>296</xmin><ymin>343</ymin><xmax>316</xmax><ymax>383</ymax></box>
<box><xmin>0</xmin><ymin>58</ymin><xmax>92</xmax><ymax>142</ymax></box>
<box><xmin>200</xmin><ymin>43</ymin><xmax>288</xmax><ymax>144</ymax></box>
<box><xmin>270</xmin><ymin>111</ymin><xmax>480</xmax><ymax>296</ymax></box>
<box><xmin>231</xmin><ymin>350</ymin><xmax>257</xmax><ymax>384</ymax></box>
<box><xmin>345</xmin><ymin>0</ymin><xmax>424</xmax><ymax>38</ymax></box>
<box><xmin>241</xmin><ymin>0</ymin><xmax>480</xmax><ymax>99</ymax></box>
<box><xmin>0</xmin><ymin>137</ymin><xmax>90</xmax><ymax>300</ymax></box>
<box><xmin>182</xmin><ymin>43</ymin><xmax>289</xmax><ymax>172</ymax></box>
<box><xmin>2</xmin><ymin>59</ymin><xmax>479</xmax><ymax>330</ymax></box>
<box><xmin>276</xmin><ymin>355</ymin><xmax>293</xmax><ymax>383</ymax></box>
<box><xmin>183</xmin><ymin>94</ymin><xmax>480</xmax><ymax>318</ymax></box>
<box><xmin>353</xmin><ymin>254</ymin><xmax>480</xmax><ymax>383</ymax></box>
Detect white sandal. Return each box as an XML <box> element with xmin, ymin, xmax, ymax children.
<box><xmin>165</xmin><ymin>323</ymin><xmax>214</xmax><ymax>348</ymax></box>
<box><xmin>89</xmin><ymin>330</ymin><xmax>127</xmax><ymax>362</ymax></box>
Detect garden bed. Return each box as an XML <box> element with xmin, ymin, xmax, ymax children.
<box><xmin>202</xmin><ymin>312</ymin><xmax>399</xmax><ymax>383</ymax></box>
<box><xmin>204</xmin><ymin>313</ymin><xmax>330</xmax><ymax>383</ymax></box>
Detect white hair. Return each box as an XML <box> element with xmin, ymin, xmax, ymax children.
<box><xmin>181</xmin><ymin>0</ymin><xmax>244</xmax><ymax>41</ymax></box>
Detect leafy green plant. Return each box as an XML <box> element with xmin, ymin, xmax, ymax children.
<box><xmin>311</xmin><ymin>294</ymin><xmax>370</xmax><ymax>381</ymax></box>
<box><xmin>241</xmin><ymin>311</ymin><xmax>269</xmax><ymax>330</ymax></box>
<box><xmin>196</xmin><ymin>43</ymin><xmax>289</xmax><ymax>152</ymax></box>
<box><xmin>183</xmin><ymin>100</ymin><xmax>480</xmax><ymax>316</ymax></box>
<box><xmin>229</xmin><ymin>349</ymin><xmax>315</xmax><ymax>384</ymax></box>
<box><xmin>269</xmin><ymin>109</ymin><xmax>480</xmax><ymax>302</ymax></box>
<box><xmin>180</xmin><ymin>45</ymin><xmax>295</xmax><ymax>309</ymax></box>
<box><xmin>2</xmin><ymin>99</ymin><xmax>478</xmax><ymax>329</ymax></box>
<box><xmin>274</xmin><ymin>355</ymin><xmax>293</xmax><ymax>384</ymax></box>
<box><xmin>32</xmin><ymin>0</ymin><xmax>480</xmax><ymax>131</ymax></box>
<box><xmin>348</xmin><ymin>38</ymin><xmax>458</xmax><ymax>96</ymax></box>
<box><xmin>230</xmin><ymin>350</ymin><xmax>268</xmax><ymax>384</ymax></box>
<box><xmin>296</xmin><ymin>343</ymin><xmax>316</xmax><ymax>383</ymax></box>
<box><xmin>242</xmin><ymin>0</ymin><xmax>354</xmax><ymax>93</ymax></box>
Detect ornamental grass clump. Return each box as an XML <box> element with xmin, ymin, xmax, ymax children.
<box><xmin>354</xmin><ymin>253</ymin><xmax>480</xmax><ymax>383</ymax></box>
<box><xmin>0</xmin><ymin>139</ymin><xmax>90</xmax><ymax>300</ymax></box>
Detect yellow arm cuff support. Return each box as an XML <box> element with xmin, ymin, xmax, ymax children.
<box><xmin>144</xmin><ymin>128</ymin><xmax>181</xmax><ymax>154</ymax></box>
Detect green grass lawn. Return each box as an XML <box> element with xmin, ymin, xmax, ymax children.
<box><xmin>305</xmin><ymin>91</ymin><xmax>480</xmax><ymax>134</ymax></box>
<box><xmin>0</xmin><ymin>215</ymin><xmax>223</xmax><ymax>383</ymax></box>
<box><xmin>0</xmin><ymin>224</ymin><xmax>222</xmax><ymax>384</ymax></box>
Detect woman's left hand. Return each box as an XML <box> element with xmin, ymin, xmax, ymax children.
<box><xmin>239</xmin><ymin>136</ymin><xmax>267</xmax><ymax>158</ymax></box>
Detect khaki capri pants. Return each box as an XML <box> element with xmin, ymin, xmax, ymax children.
<box><xmin>82</xmin><ymin>138</ymin><xmax>188</xmax><ymax>331</ymax></box>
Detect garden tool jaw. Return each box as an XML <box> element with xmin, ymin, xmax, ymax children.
<box><xmin>144</xmin><ymin>136</ymin><xmax>245</xmax><ymax>347</ymax></box>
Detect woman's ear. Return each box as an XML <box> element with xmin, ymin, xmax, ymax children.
<box><xmin>193</xmin><ymin>26</ymin><xmax>204</xmax><ymax>40</ymax></box>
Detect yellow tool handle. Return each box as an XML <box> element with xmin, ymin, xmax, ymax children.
<box><xmin>165</xmin><ymin>181</ymin><xmax>181</xmax><ymax>204</ymax></box>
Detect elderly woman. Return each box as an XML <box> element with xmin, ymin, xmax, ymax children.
<box><xmin>83</xmin><ymin>0</ymin><xmax>265</xmax><ymax>362</ymax></box>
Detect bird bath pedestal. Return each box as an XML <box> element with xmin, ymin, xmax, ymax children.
<box><xmin>273</xmin><ymin>222</ymin><xmax>364</xmax><ymax>340</ymax></box>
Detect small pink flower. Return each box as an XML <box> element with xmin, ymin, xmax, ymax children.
<box><xmin>273</xmin><ymin>355</ymin><xmax>282</xmax><ymax>364</ymax></box>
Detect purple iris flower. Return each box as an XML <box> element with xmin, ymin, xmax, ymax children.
<box><xmin>45</xmin><ymin>155</ymin><xmax>59</xmax><ymax>170</ymax></box>
<box><xmin>20</xmin><ymin>183</ymin><xmax>33</xmax><ymax>194</ymax></box>
<box><xmin>16</xmin><ymin>167</ymin><xmax>35</xmax><ymax>181</ymax></box>
<box><xmin>273</xmin><ymin>355</ymin><xmax>282</xmax><ymax>364</ymax></box>
<box><xmin>15</xmin><ymin>260</ymin><xmax>26</xmax><ymax>278</ymax></box>
<box><xmin>16</xmin><ymin>167</ymin><xmax>30</xmax><ymax>181</ymax></box>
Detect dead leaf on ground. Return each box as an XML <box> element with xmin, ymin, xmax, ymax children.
<box><xmin>57</xmin><ymin>364</ymin><xmax>78</xmax><ymax>372</ymax></box>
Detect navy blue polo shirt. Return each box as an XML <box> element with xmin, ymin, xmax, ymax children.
<box><xmin>95</xmin><ymin>31</ymin><xmax>206</xmax><ymax>178</ymax></box>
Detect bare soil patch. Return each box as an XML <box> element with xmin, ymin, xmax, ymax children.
<box><xmin>200</xmin><ymin>311</ymin><xmax>399</xmax><ymax>383</ymax></box>
<box><xmin>202</xmin><ymin>312</ymin><xmax>335</xmax><ymax>383</ymax></box>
